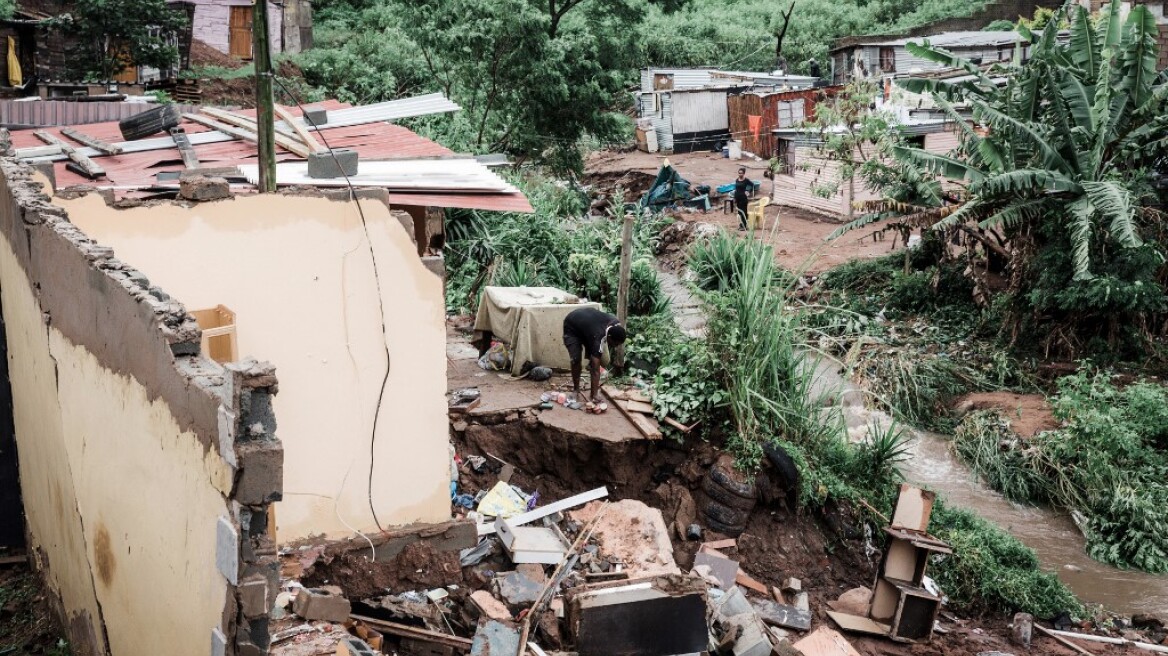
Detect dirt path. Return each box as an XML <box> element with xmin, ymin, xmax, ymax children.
<box><xmin>585</xmin><ymin>149</ymin><xmax>901</xmax><ymax>274</ymax></box>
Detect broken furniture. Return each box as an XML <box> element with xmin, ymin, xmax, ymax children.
<box><xmin>191</xmin><ymin>304</ymin><xmax>239</xmax><ymax>364</ymax></box>
<box><xmin>828</xmin><ymin>484</ymin><xmax>950</xmax><ymax>643</ymax></box>
<box><xmin>565</xmin><ymin>574</ymin><xmax>708</xmax><ymax>656</ymax></box>
<box><xmin>472</xmin><ymin>286</ymin><xmax>601</xmax><ymax>375</ymax></box>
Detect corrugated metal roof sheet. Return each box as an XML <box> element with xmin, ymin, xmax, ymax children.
<box><xmin>889</xmin><ymin>30</ymin><xmax>1024</xmax><ymax>48</ymax></box>
<box><xmin>8</xmin><ymin>100</ymin><xmax>533</xmax><ymax>213</ymax></box>
<box><xmin>0</xmin><ymin>100</ymin><xmax>201</xmax><ymax>128</ymax></box>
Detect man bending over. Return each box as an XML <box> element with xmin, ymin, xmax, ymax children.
<box><xmin>562</xmin><ymin>307</ymin><xmax>627</xmax><ymax>404</ymax></box>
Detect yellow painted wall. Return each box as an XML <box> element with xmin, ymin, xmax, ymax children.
<box><xmin>63</xmin><ymin>193</ymin><xmax>452</xmax><ymax>540</ymax></box>
<box><xmin>0</xmin><ymin>234</ymin><xmax>232</xmax><ymax>656</ymax></box>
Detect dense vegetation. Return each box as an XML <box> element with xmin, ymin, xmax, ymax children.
<box><xmin>956</xmin><ymin>371</ymin><xmax>1168</xmax><ymax>573</ymax></box>
<box><xmin>297</xmin><ymin>0</ymin><xmax>1002</xmax><ymax>170</ymax></box>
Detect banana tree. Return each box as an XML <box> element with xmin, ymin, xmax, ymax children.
<box><xmin>892</xmin><ymin>1</ymin><xmax>1168</xmax><ymax>281</ymax></box>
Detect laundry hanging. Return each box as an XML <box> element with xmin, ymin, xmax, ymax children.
<box><xmin>748</xmin><ymin>115</ymin><xmax>762</xmax><ymax>139</ymax></box>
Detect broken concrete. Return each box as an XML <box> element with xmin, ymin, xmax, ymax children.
<box><xmin>469</xmin><ymin>620</ymin><xmax>520</xmax><ymax>656</ymax></box>
<box><xmin>178</xmin><ymin>175</ymin><xmax>231</xmax><ymax>201</ymax></box>
<box><xmin>570</xmin><ymin>500</ymin><xmax>680</xmax><ymax>578</ymax></box>
<box><xmin>293</xmin><ymin>587</ymin><xmax>352</xmax><ymax>623</ymax></box>
<box><xmin>750</xmin><ymin>597</ymin><xmax>812</xmax><ymax>631</ymax></box>
<box><xmin>495</xmin><ymin>570</ymin><xmax>543</xmax><ymax>607</ymax></box>
<box><xmin>469</xmin><ymin>590</ymin><xmax>513</xmax><ymax>621</ymax></box>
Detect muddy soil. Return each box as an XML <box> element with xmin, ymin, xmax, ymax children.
<box><xmin>956</xmin><ymin>392</ymin><xmax>1059</xmax><ymax>438</ymax></box>
<box><xmin>585</xmin><ymin>149</ymin><xmax>901</xmax><ymax>273</ymax></box>
<box><xmin>302</xmin><ymin>542</ymin><xmax>464</xmax><ymax>601</ymax></box>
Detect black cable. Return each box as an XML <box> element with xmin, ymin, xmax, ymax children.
<box><xmin>271</xmin><ymin>74</ymin><xmax>390</xmax><ymax>533</ymax></box>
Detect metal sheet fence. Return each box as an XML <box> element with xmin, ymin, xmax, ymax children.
<box><xmin>0</xmin><ymin>101</ymin><xmax>201</xmax><ymax>129</ymax></box>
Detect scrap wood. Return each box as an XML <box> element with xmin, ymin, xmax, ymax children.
<box><xmin>349</xmin><ymin>615</ymin><xmax>472</xmax><ymax>651</ymax></box>
<box><xmin>793</xmin><ymin>626</ymin><xmax>863</xmax><ymax>656</ymax></box>
<box><xmin>517</xmin><ymin>501</ymin><xmax>609</xmax><ymax>656</ymax></box>
<box><xmin>703</xmin><ymin>538</ymin><xmax>737</xmax><ymax>550</ymax></box>
<box><xmin>662</xmin><ymin>416</ymin><xmax>698</xmax><ymax>433</ymax></box>
<box><xmin>601</xmin><ymin>387</ymin><xmax>660</xmax><ymax>440</ymax></box>
<box><xmin>60</xmin><ymin>127</ymin><xmax>123</xmax><ymax>155</ymax></box>
<box><xmin>1045</xmin><ymin>628</ymin><xmax>1168</xmax><ymax>654</ymax></box>
<box><xmin>183</xmin><ymin>112</ymin><xmax>313</xmax><ymax>159</ymax></box>
<box><xmin>624</xmin><ymin>399</ymin><xmax>655</xmax><ymax>415</ymax></box>
<box><xmin>736</xmin><ymin>570</ymin><xmax>769</xmax><ymax>594</ymax></box>
<box><xmin>168</xmin><ymin>127</ymin><xmax>199</xmax><ymax>169</ymax></box>
<box><xmin>274</xmin><ymin>104</ymin><xmax>325</xmax><ymax>154</ymax></box>
<box><xmin>478</xmin><ymin>486</ymin><xmax>609</xmax><ymax>537</ymax></box>
<box><xmin>1034</xmin><ymin>627</ymin><xmax>1096</xmax><ymax>656</ymax></box>
<box><xmin>33</xmin><ymin>130</ymin><xmax>104</xmax><ymax>179</ymax></box>
<box><xmin>200</xmin><ymin>105</ymin><xmax>311</xmax><ymax>149</ymax></box>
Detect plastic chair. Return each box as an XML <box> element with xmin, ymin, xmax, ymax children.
<box><xmin>747</xmin><ymin>196</ymin><xmax>769</xmax><ymax>231</ymax></box>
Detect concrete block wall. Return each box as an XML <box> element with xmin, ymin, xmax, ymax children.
<box><xmin>0</xmin><ymin>156</ymin><xmax>283</xmax><ymax>656</ymax></box>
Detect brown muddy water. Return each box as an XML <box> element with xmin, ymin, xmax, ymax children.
<box><xmin>901</xmin><ymin>429</ymin><xmax>1168</xmax><ymax>615</ymax></box>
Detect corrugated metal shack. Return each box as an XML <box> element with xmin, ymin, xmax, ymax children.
<box><xmin>637</xmin><ymin>67</ymin><xmax>816</xmax><ymax>154</ymax></box>
<box><xmin>727</xmin><ymin>86</ymin><xmax>842</xmax><ymax>158</ymax></box>
<box><xmin>771</xmin><ymin>119</ymin><xmax>961</xmax><ymax>217</ymax></box>
<box><xmin>829</xmin><ymin>31</ymin><xmax>1028</xmax><ymax>85</ymax></box>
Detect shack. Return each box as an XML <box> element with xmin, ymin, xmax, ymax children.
<box><xmin>830</xmin><ymin>31</ymin><xmax>1028</xmax><ymax>85</ymax></box>
<box><xmin>771</xmin><ymin>119</ymin><xmax>960</xmax><ymax>217</ymax></box>
<box><xmin>727</xmin><ymin>86</ymin><xmax>842</xmax><ymax>158</ymax></box>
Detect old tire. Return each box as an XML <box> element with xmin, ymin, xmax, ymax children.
<box><xmin>709</xmin><ymin>459</ymin><xmax>757</xmax><ymax>499</ymax></box>
<box><xmin>703</xmin><ymin>514</ymin><xmax>746</xmax><ymax>537</ymax></box>
<box><xmin>118</xmin><ymin>105</ymin><xmax>181</xmax><ymax>141</ymax></box>
<box><xmin>702</xmin><ymin>497</ymin><xmax>750</xmax><ymax>527</ymax></box>
<box><xmin>703</xmin><ymin>477</ymin><xmax>759</xmax><ymax>511</ymax></box>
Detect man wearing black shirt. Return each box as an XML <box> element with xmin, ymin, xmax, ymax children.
<box><xmin>563</xmin><ymin>307</ymin><xmax>627</xmax><ymax>404</ymax></box>
<box><xmin>734</xmin><ymin>167</ymin><xmax>755</xmax><ymax>231</ymax></box>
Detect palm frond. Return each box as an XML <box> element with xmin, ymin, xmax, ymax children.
<box><xmin>971</xmin><ymin>169</ymin><xmax>1079</xmax><ymax>196</ymax></box>
<box><xmin>1100</xmin><ymin>0</ymin><xmax>1124</xmax><ymax>52</ymax></box>
<box><xmin>893</xmin><ymin>145</ymin><xmax>987</xmax><ymax>183</ymax></box>
<box><xmin>977</xmin><ymin>197</ymin><xmax>1049</xmax><ymax>232</ymax></box>
<box><xmin>1082</xmin><ymin>180</ymin><xmax>1142</xmax><ymax>248</ymax></box>
<box><xmin>1120</xmin><ymin>5</ymin><xmax>1158</xmax><ymax>108</ymax></box>
<box><xmin>973</xmin><ymin>101</ymin><xmax>1073</xmax><ymax>173</ymax></box>
<box><xmin>1068</xmin><ymin>196</ymin><xmax>1096</xmax><ymax>281</ymax></box>
<box><xmin>1070</xmin><ymin>3</ymin><xmax>1100</xmax><ymax>79</ymax></box>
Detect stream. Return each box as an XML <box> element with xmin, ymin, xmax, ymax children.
<box><xmin>900</xmin><ymin>428</ymin><xmax>1168</xmax><ymax>615</ymax></box>
<box><xmin>654</xmin><ymin>266</ymin><xmax>1168</xmax><ymax>615</ymax></box>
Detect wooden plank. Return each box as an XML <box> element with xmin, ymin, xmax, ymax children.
<box><xmin>186</xmin><ymin>111</ymin><xmax>312</xmax><ymax>159</ymax></box>
<box><xmin>273</xmin><ymin>104</ymin><xmax>324</xmax><ymax>153</ymax></box>
<box><xmin>662</xmin><ymin>416</ymin><xmax>698</xmax><ymax>433</ymax></box>
<box><xmin>624</xmin><ymin>399</ymin><xmax>655</xmax><ymax>415</ymax></box>
<box><xmin>736</xmin><ymin>570</ymin><xmax>769</xmax><ymax>594</ymax></box>
<box><xmin>60</xmin><ymin>127</ymin><xmax>124</xmax><ymax>155</ymax></box>
<box><xmin>476</xmin><ymin>486</ymin><xmax>609</xmax><ymax>537</ymax></box>
<box><xmin>33</xmin><ymin>130</ymin><xmax>104</xmax><ymax>179</ymax></box>
<box><xmin>827</xmin><ymin>611</ymin><xmax>891</xmax><ymax>637</ymax></box>
<box><xmin>702</xmin><ymin>538</ymin><xmax>737</xmax><ymax>550</ymax></box>
<box><xmin>199</xmin><ymin>107</ymin><xmax>312</xmax><ymax>157</ymax></box>
<box><xmin>168</xmin><ymin>127</ymin><xmax>199</xmax><ymax>169</ymax></box>
<box><xmin>1035</xmin><ymin>626</ymin><xmax>1095</xmax><ymax>656</ymax></box>
<box><xmin>603</xmin><ymin>387</ymin><xmax>659</xmax><ymax>440</ymax></box>
<box><xmin>348</xmin><ymin>615</ymin><xmax>471</xmax><ymax>651</ymax></box>
<box><xmin>792</xmin><ymin>627</ymin><xmax>864</xmax><ymax>656</ymax></box>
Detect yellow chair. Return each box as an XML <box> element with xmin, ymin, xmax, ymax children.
<box><xmin>747</xmin><ymin>196</ymin><xmax>769</xmax><ymax>231</ymax></box>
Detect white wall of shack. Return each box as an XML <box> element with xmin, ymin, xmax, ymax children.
<box><xmin>670</xmin><ymin>90</ymin><xmax>730</xmax><ymax>134</ymax></box>
<box><xmin>63</xmin><ymin>193</ymin><xmax>452</xmax><ymax>540</ymax></box>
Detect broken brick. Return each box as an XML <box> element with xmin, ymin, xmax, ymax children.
<box><xmin>292</xmin><ymin>587</ymin><xmax>351</xmax><ymax>622</ymax></box>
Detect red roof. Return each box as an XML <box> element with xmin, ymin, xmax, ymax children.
<box><xmin>10</xmin><ymin>101</ymin><xmax>533</xmax><ymax>213</ymax></box>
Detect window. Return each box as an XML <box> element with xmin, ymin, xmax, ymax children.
<box><xmin>879</xmin><ymin>47</ymin><xmax>896</xmax><ymax>72</ymax></box>
<box><xmin>775</xmin><ymin>140</ymin><xmax>795</xmax><ymax>175</ymax></box>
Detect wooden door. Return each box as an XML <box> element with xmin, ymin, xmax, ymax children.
<box><xmin>229</xmin><ymin>6</ymin><xmax>254</xmax><ymax>59</ymax></box>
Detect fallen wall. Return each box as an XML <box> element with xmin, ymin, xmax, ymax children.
<box><xmin>0</xmin><ymin>158</ymin><xmax>282</xmax><ymax>656</ymax></box>
<box><xmin>60</xmin><ymin>190</ymin><xmax>451</xmax><ymax>541</ymax></box>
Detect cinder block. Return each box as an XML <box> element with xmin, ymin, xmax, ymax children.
<box><xmin>216</xmin><ymin>516</ymin><xmax>239</xmax><ymax>584</ymax></box>
<box><xmin>239</xmin><ymin>576</ymin><xmax>270</xmax><ymax>618</ymax></box>
<box><xmin>233</xmin><ymin>441</ymin><xmax>283</xmax><ymax>504</ymax></box>
<box><xmin>308</xmin><ymin>149</ymin><xmax>358</xmax><ymax>179</ymax></box>
<box><xmin>303</xmin><ymin>106</ymin><xmax>328</xmax><ymax>127</ymax></box>
<box><xmin>179</xmin><ymin>175</ymin><xmax>231</xmax><ymax>201</ymax></box>
<box><xmin>294</xmin><ymin>587</ymin><xmax>351</xmax><ymax>622</ymax></box>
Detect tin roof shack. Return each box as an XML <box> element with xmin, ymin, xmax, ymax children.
<box><xmin>168</xmin><ymin>0</ymin><xmax>313</xmax><ymax>59</ymax></box>
<box><xmin>8</xmin><ymin>95</ymin><xmax>531</xmax><ymax>543</ymax></box>
<box><xmin>637</xmin><ymin>67</ymin><xmax>817</xmax><ymax>154</ymax></box>
<box><xmin>771</xmin><ymin>120</ymin><xmax>959</xmax><ymax>217</ymax></box>
<box><xmin>830</xmin><ymin>31</ymin><xmax>1028</xmax><ymax>85</ymax></box>
<box><xmin>727</xmin><ymin>86</ymin><xmax>842</xmax><ymax>159</ymax></box>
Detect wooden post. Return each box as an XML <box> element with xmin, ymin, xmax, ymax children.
<box><xmin>614</xmin><ymin>212</ymin><xmax>635</xmax><ymax>371</ymax></box>
<box><xmin>253</xmin><ymin>0</ymin><xmax>276</xmax><ymax>193</ymax></box>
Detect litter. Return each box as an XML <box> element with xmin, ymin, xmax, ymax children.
<box><xmin>477</xmin><ymin>486</ymin><xmax>609</xmax><ymax>537</ymax></box>
<box><xmin>476</xmin><ymin>482</ymin><xmax>530</xmax><ymax>519</ymax></box>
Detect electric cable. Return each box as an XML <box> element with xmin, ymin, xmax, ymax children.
<box><xmin>271</xmin><ymin>74</ymin><xmax>391</xmax><ymax>534</ymax></box>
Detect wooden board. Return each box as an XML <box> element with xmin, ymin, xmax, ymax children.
<box><xmin>624</xmin><ymin>399</ymin><xmax>655</xmax><ymax>415</ymax></box>
<box><xmin>891</xmin><ymin>484</ymin><xmax>934</xmax><ymax>532</ymax></box>
<box><xmin>827</xmin><ymin>611</ymin><xmax>892</xmax><ymax>637</ymax></box>
<box><xmin>273</xmin><ymin>104</ymin><xmax>324</xmax><ymax>153</ymax></box>
<box><xmin>793</xmin><ymin>627</ymin><xmax>864</xmax><ymax>656</ymax></box>
<box><xmin>736</xmin><ymin>570</ymin><xmax>769</xmax><ymax>594</ymax></box>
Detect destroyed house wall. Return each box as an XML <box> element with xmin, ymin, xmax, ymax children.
<box><xmin>0</xmin><ymin>158</ymin><xmax>282</xmax><ymax>656</ymax></box>
<box><xmin>59</xmin><ymin>189</ymin><xmax>452</xmax><ymax>541</ymax></box>
<box><xmin>172</xmin><ymin>0</ymin><xmax>285</xmax><ymax>56</ymax></box>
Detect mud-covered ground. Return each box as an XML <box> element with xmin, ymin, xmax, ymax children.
<box><xmin>0</xmin><ymin>555</ymin><xmax>69</xmax><ymax>655</ymax></box>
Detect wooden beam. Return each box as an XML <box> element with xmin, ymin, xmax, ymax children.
<box><xmin>168</xmin><ymin>127</ymin><xmax>199</xmax><ymax>169</ymax></box>
<box><xmin>348</xmin><ymin>615</ymin><xmax>471</xmax><ymax>651</ymax></box>
<box><xmin>183</xmin><ymin>113</ymin><xmax>312</xmax><ymax>159</ymax></box>
<box><xmin>199</xmin><ymin>107</ymin><xmax>312</xmax><ymax>157</ymax></box>
<box><xmin>273</xmin><ymin>104</ymin><xmax>324</xmax><ymax>153</ymax></box>
<box><xmin>1035</xmin><ymin>626</ymin><xmax>1095</xmax><ymax>656</ymax></box>
<box><xmin>60</xmin><ymin>127</ymin><xmax>123</xmax><ymax>155</ymax></box>
<box><xmin>33</xmin><ymin>130</ymin><xmax>104</xmax><ymax>179</ymax></box>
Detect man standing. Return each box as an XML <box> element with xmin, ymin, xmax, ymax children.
<box><xmin>563</xmin><ymin>307</ymin><xmax>627</xmax><ymax>404</ymax></box>
<box><xmin>734</xmin><ymin>167</ymin><xmax>755</xmax><ymax>231</ymax></box>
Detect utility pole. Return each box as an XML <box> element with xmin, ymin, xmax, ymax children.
<box><xmin>253</xmin><ymin>0</ymin><xmax>276</xmax><ymax>193</ymax></box>
<box><xmin>614</xmin><ymin>212</ymin><xmax>635</xmax><ymax>371</ymax></box>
